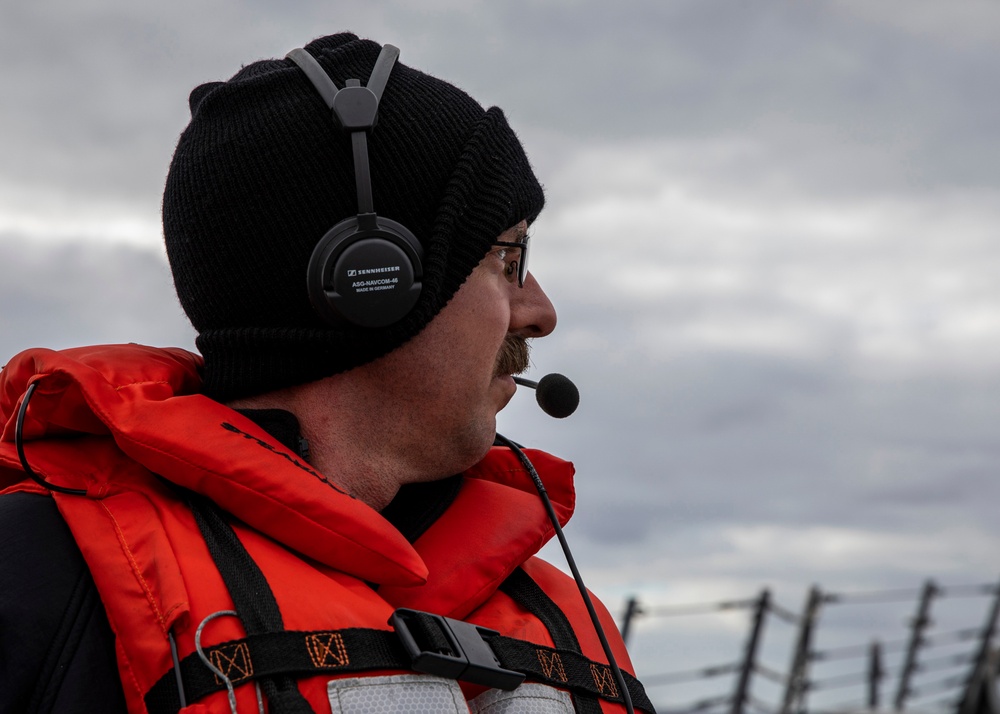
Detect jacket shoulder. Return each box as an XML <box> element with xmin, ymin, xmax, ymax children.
<box><xmin>0</xmin><ymin>492</ymin><xmax>126</xmax><ymax>714</ymax></box>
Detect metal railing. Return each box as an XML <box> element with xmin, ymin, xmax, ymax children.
<box><xmin>620</xmin><ymin>577</ymin><xmax>1000</xmax><ymax>714</ymax></box>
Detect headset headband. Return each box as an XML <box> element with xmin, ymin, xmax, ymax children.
<box><xmin>286</xmin><ymin>44</ymin><xmax>424</xmax><ymax>329</ymax></box>
<box><xmin>286</xmin><ymin>45</ymin><xmax>400</xmax><ymax>216</ymax></box>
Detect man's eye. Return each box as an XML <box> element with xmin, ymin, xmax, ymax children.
<box><xmin>489</xmin><ymin>242</ymin><xmax>525</xmax><ymax>285</ymax></box>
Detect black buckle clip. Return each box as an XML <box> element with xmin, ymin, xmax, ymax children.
<box><xmin>390</xmin><ymin>608</ymin><xmax>525</xmax><ymax>691</ymax></box>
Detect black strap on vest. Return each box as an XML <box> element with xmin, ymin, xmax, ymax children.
<box><xmin>145</xmin><ymin>621</ymin><xmax>656</xmax><ymax>714</ymax></box>
<box><xmin>145</xmin><ymin>571</ymin><xmax>656</xmax><ymax>714</ymax></box>
<box><xmin>500</xmin><ymin>567</ymin><xmax>603</xmax><ymax>713</ymax></box>
<box><xmin>147</xmin><ymin>494</ymin><xmax>655</xmax><ymax>713</ymax></box>
<box><xmin>185</xmin><ymin>496</ymin><xmax>313</xmax><ymax>713</ymax></box>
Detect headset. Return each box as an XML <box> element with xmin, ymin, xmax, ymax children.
<box><xmin>286</xmin><ymin>45</ymin><xmax>424</xmax><ymax>329</ymax></box>
<box><xmin>284</xmin><ymin>46</ymin><xmax>637</xmax><ymax>712</ymax></box>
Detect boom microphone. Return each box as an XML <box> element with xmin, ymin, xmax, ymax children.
<box><xmin>501</xmin><ymin>373</ymin><xmax>635</xmax><ymax>712</ymax></box>
<box><xmin>512</xmin><ymin>374</ymin><xmax>580</xmax><ymax>418</ymax></box>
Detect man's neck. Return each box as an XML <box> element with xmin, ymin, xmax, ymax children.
<box><xmin>235</xmin><ymin>405</ymin><xmax>464</xmax><ymax>541</ymax></box>
<box><xmin>226</xmin><ymin>375</ymin><xmax>456</xmax><ymax>510</ymax></box>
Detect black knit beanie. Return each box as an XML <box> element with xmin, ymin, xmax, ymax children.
<box><xmin>163</xmin><ymin>32</ymin><xmax>545</xmax><ymax>402</ymax></box>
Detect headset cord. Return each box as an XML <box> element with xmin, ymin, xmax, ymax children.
<box><xmin>495</xmin><ymin>433</ymin><xmax>635</xmax><ymax>714</ymax></box>
<box><xmin>15</xmin><ymin>382</ymin><xmax>88</xmax><ymax>496</ymax></box>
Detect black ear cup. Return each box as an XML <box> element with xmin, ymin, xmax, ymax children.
<box><xmin>287</xmin><ymin>44</ymin><xmax>423</xmax><ymax>329</ymax></box>
<box><xmin>306</xmin><ymin>215</ymin><xmax>424</xmax><ymax>329</ymax></box>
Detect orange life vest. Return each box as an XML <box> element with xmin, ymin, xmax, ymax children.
<box><xmin>0</xmin><ymin>344</ymin><xmax>650</xmax><ymax>713</ymax></box>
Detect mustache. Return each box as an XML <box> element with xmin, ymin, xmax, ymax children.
<box><xmin>495</xmin><ymin>335</ymin><xmax>531</xmax><ymax>377</ymax></box>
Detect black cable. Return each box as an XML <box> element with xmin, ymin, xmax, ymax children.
<box><xmin>753</xmin><ymin>662</ymin><xmax>788</xmax><ymax>685</ymax></box>
<box><xmin>15</xmin><ymin>382</ymin><xmax>88</xmax><ymax>496</ymax></box>
<box><xmin>642</xmin><ymin>662</ymin><xmax>740</xmax><ymax>686</ymax></box>
<box><xmin>767</xmin><ymin>601</ymin><xmax>801</xmax><ymax>626</ymax></box>
<box><xmin>167</xmin><ymin>629</ymin><xmax>187</xmax><ymax>708</ymax></box>
<box><xmin>810</xmin><ymin>637</ymin><xmax>911</xmax><ymax>661</ymax></box>
<box><xmin>923</xmin><ymin>627</ymin><xmax>982</xmax><ymax>647</ymax></box>
<box><xmin>645</xmin><ymin>599</ymin><xmax>758</xmax><ymax>617</ymax></box>
<box><xmin>905</xmin><ymin>690</ymin><xmax>961</xmax><ymax>709</ymax></box>
<box><xmin>687</xmin><ymin>694</ymin><xmax>733</xmax><ymax>711</ymax></box>
<box><xmin>809</xmin><ymin>669</ymin><xmax>873</xmax><ymax>690</ymax></box>
<box><xmin>822</xmin><ymin>587</ymin><xmax>926</xmax><ymax>606</ymax></box>
<box><xmin>937</xmin><ymin>583</ymin><xmax>1000</xmax><ymax>598</ymax></box>
<box><xmin>914</xmin><ymin>651</ymin><xmax>975</xmax><ymax>673</ymax></box>
<box><xmin>912</xmin><ymin>673</ymin><xmax>969</xmax><ymax>695</ymax></box>
<box><xmin>495</xmin><ymin>433</ymin><xmax>635</xmax><ymax>714</ymax></box>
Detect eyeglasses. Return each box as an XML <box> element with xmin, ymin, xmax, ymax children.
<box><xmin>491</xmin><ymin>235</ymin><xmax>529</xmax><ymax>288</ymax></box>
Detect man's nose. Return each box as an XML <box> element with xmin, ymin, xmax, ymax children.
<box><xmin>510</xmin><ymin>271</ymin><xmax>557</xmax><ymax>338</ymax></box>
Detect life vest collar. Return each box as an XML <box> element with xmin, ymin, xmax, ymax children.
<box><xmin>0</xmin><ymin>344</ymin><xmax>576</xmax><ymax>593</ymax></box>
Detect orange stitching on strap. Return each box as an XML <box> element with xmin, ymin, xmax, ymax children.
<box><xmin>536</xmin><ymin>649</ymin><xmax>568</xmax><ymax>682</ymax></box>
<box><xmin>210</xmin><ymin>642</ymin><xmax>253</xmax><ymax>685</ymax></box>
<box><xmin>305</xmin><ymin>632</ymin><xmax>349</xmax><ymax>668</ymax></box>
<box><xmin>590</xmin><ymin>663</ymin><xmax>619</xmax><ymax>698</ymax></box>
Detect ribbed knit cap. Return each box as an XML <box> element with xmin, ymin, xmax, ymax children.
<box><xmin>163</xmin><ymin>32</ymin><xmax>544</xmax><ymax>401</ymax></box>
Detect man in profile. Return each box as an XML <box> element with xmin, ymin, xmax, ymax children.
<box><xmin>0</xmin><ymin>32</ymin><xmax>653</xmax><ymax>713</ymax></box>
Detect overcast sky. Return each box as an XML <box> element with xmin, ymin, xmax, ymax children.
<box><xmin>2</xmin><ymin>2</ymin><xmax>999</xmax><ymax>711</ymax></box>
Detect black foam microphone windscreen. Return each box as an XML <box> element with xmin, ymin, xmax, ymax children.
<box><xmin>514</xmin><ymin>374</ymin><xmax>579</xmax><ymax>418</ymax></box>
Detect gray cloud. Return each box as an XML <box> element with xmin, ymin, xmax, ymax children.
<box><xmin>5</xmin><ymin>0</ymin><xmax>999</xmax><ymax>204</ymax></box>
<box><xmin>2</xmin><ymin>2</ymin><xmax>999</xmax><ymax>706</ymax></box>
<box><xmin>0</xmin><ymin>234</ymin><xmax>195</xmax><ymax>353</ymax></box>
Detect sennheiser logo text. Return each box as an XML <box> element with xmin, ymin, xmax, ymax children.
<box><xmin>347</xmin><ymin>266</ymin><xmax>401</xmax><ymax>277</ymax></box>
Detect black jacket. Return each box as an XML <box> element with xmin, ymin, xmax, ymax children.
<box><xmin>0</xmin><ymin>491</ymin><xmax>127</xmax><ymax>713</ymax></box>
